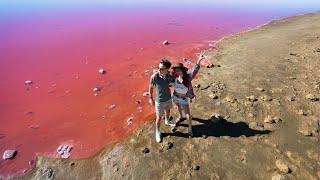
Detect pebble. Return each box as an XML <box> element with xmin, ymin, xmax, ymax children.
<box><xmin>127</xmin><ymin>117</ymin><xmax>133</xmax><ymax>126</ymax></box>
<box><xmin>109</xmin><ymin>104</ymin><xmax>117</xmax><ymax>109</ymax></box>
<box><xmin>209</xmin><ymin>94</ymin><xmax>218</xmax><ymax>99</ymax></box>
<box><xmin>24</xmin><ymin>80</ymin><xmax>33</xmax><ymax>85</ymax></box>
<box><xmin>2</xmin><ymin>150</ymin><xmax>17</xmax><ymax>160</ymax></box>
<box><xmin>314</xmin><ymin>48</ymin><xmax>320</xmax><ymax>52</ymax></box>
<box><xmin>162</xmin><ymin>40</ymin><xmax>169</xmax><ymax>45</ymax></box>
<box><xmin>264</xmin><ymin>115</ymin><xmax>275</xmax><ymax>124</ymax></box>
<box><xmin>299</xmin><ymin>129</ymin><xmax>312</xmax><ymax>136</ymax></box>
<box><xmin>287</xmin><ymin>96</ymin><xmax>295</xmax><ymax>101</ymax></box>
<box><xmin>260</xmin><ymin>95</ymin><xmax>272</xmax><ymax>101</ymax></box>
<box><xmin>255</xmin><ymin>87</ymin><xmax>265</xmax><ymax>92</ymax></box>
<box><xmin>142</xmin><ymin>147</ymin><xmax>150</xmax><ymax>154</ymax></box>
<box><xmin>28</xmin><ymin>160</ymin><xmax>34</xmax><ymax>166</ymax></box>
<box><xmin>206</xmin><ymin>64</ymin><xmax>215</xmax><ymax>68</ymax></box>
<box><xmin>194</xmin><ymin>84</ymin><xmax>201</xmax><ymax>88</ymax></box>
<box><xmin>93</xmin><ymin>87</ymin><xmax>101</xmax><ymax>92</ymax></box>
<box><xmin>297</xmin><ymin>109</ymin><xmax>307</xmax><ymax>116</ymax></box>
<box><xmin>142</xmin><ymin>92</ymin><xmax>150</xmax><ymax>97</ymax></box>
<box><xmin>135</xmin><ymin>100</ymin><xmax>141</xmax><ymax>104</ymax></box>
<box><xmin>306</xmin><ymin>94</ymin><xmax>319</xmax><ymax>101</ymax></box>
<box><xmin>275</xmin><ymin>159</ymin><xmax>290</xmax><ymax>174</ymax></box>
<box><xmin>225</xmin><ymin>96</ymin><xmax>236</xmax><ymax>103</ymax></box>
<box><xmin>98</xmin><ymin>68</ymin><xmax>106</xmax><ymax>74</ymax></box>
<box><xmin>246</xmin><ymin>95</ymin><xmax>257</xmax><ymax>102</ymax></box>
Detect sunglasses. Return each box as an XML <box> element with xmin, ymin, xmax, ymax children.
<box><xmin>158</xmin><ymin>67</ymin><xmax>168</xmax><ymax>71</ymax></box>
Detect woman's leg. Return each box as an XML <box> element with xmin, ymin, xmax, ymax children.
<box><xmin>184</xmin><ymin>105</ymin><xmax>192</xmax><ymax>137</ymax></box>
<box><xmin>176</xmin><ymin>103</ymin><xmax>184</xmax><ymax>120</ymax></box>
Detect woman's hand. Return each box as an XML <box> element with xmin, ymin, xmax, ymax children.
<box><xmin>197</xmin><ymin>51</ymin><xmax>206</xmax><ymax>64</ymax></box>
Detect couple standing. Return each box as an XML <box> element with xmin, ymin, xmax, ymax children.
<box><xmin>148</xmin><ymin>52</ymin><xmax>206</xmax><ymax>143</ymax></box>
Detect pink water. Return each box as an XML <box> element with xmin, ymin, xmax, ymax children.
<box><xmin>0</xmin><ymin>1</ymin><xmax>319</xmax><ymax>178</ymax></box>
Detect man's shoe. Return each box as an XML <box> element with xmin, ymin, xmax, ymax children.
<box><xmin>155</xmin><ymin>130</ymin><xmax>162</xmax><ymax>143</ymax></box>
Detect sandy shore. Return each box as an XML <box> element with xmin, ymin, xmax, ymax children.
<box><xmin>18</xmin><ymin>13</ymin><xmax>320</xmax><ymax>180</ymax></box>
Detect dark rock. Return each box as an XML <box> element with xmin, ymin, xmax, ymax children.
<box><xmin>194</xmin><ymin>84</ymin><xmax>201</xmax><ymax>88</ymax></box>
<box><xmin>135</xmin><ymin>100</ymin><xmax>141</xmax><ymax>104</ymax></box>
<box><xmin>142</xmin><ymin>147</ymin><xmax>150</xmax><ymax>154</ymax></box>
<box><xmin>206</xmin><ymin>64</ymin><xmax>215</xmax><ymax>68</ymax></box>
<box><xmin>47</xmin><ymin>168</ymin><xmax>54</xmax><ymax>179</ymax></box>
<box><xmin>306</xmin><ymin>94</ymin><xmax>319</xmax><ymax>101</ymax></box>
<box><xmin>193</xmin><ymin>165</ymin><xmax>200</xmax><ymax>171</ymax></box>
<box><xmin>166</xmin><ymin>142</ymin><xmax>173</xmax><ymax>150</ymax></box>
<box><xmin>2</xmin><ymin>150</ymin><xmax>17</xmax><ymax>160</ymax></box>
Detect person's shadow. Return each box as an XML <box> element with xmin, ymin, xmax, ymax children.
<box><xmin>162</xmin><ymin>116</ymin><xmax>271</xmax><ymax>138</ymax></box>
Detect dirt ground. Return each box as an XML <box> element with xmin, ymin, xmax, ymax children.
<box><xmin>19</xmin><ymin>13</ymin><xmax>320</xmax><ymax>180</ymax></box>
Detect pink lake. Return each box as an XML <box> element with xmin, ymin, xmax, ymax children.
<box><xmin>0</xmin><ymin>0</ymin><xmax>319</xmax><ymax>178</ymax></box>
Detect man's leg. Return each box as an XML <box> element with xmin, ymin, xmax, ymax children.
<box><xmin>164</xmin><ymin>100</ymin><xmax>175</xmax><ymax>127</ymax></box>
<box><xmin>155</xmin><ymin>102</ymin><xmax>163</xmax><ymax>143</ymax></box>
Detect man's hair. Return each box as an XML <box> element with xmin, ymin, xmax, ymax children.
<box><xmin>160</xmin><ymin>59</ymin><xmax>171</xmax><ymax>69</ymax></box>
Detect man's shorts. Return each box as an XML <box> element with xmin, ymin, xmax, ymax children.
<box><xmin>155</xmin><ymin>99</ymin><xmax>173</xmax><ymax>117</ymax></box>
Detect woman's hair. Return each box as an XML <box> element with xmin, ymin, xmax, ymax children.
<box><xmin>174</xmin><ymin>67</ymin><xmax>190</xmax><ymax>88</ymax></box>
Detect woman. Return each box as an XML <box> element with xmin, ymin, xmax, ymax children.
<box><xmin>172</xmin><ymin>52</ymin><xmax>206</xmax><ymax>137</ymax></box>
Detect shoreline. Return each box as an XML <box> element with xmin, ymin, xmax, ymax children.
<box><xmin>4</xmin><ymin>12</ymin><xmax>320</xmax><ymax>179</ymax></box>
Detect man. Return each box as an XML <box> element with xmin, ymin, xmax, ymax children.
<box><xmin>149</xmin><ymin>59</ymin><xmax>176</xmax><ymax>143</ymax></box>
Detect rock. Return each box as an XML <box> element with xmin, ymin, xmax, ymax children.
<box><xmin>260</xmin><ymin>95</ymin><xmax>272</xmax><ymax>101</ymax></box>
<box><xmin>98</xmin><ymin>68</ymin><xmax>106</xmax><ymax>74</ymax></box>
<box><xmin>248</xmin><ymin>113</ymin><xmax>254</xmax><ymax>118</ymax></box>
<box><xmin>162</xmin><ymin>40</ymin><xmax>169</xmax><ymax>45</ymax></box>
<box><xmin>246</xmin><ymin>95</ymin><xmax>257</xmax><ymax>102</ymax></box>
<box><xmin>299</xmin><ymin>129</ymin><xmax>312</xmax><ymax>136</ymax></box>
<box><xmin>210</xmin><ymin>114</ymin><xmax>221</xmax><ymax>124</ymax></box>
<box><xmin>47</xmin><ymin>168</ymin><xmax>54</xmax><ymax>179</ymax></box>
<box><xmin>93</xmin><ymin>87</ymin><xmax>101</xmax><ymax>92</ymax></box>
<box><xmin>70</xmin><ymin>162</ymin><xmax>75</xmax><ymax>167</ymax></box>
<box><xmin>28</xmin><ymin>160</ymin><xmax>34</xmax><ymax>166</ymax></box>
<box><xmin>209</xmin><ymin>94</ymin><xmax>219</xmax><ymax>99</ymax></box>
<box><xmin>287</xmin><ymin>96</ymin><xmax>295</xmax><ymax>101</ymax></box>
<box><xmin>264</xmin><ymin>116</ymin><xmax>280</xmax><ymax>124</ymax></box>
<box><xmin>255</xmin><ymin>87</ymin><xmax>265</xmax><ymax>92</ymax></box>
<box><xmin>57</xmin><ymin>144</ymin><xmax>72</xmax><ymax>159</ymax></box>
<box><xmin>61</xmin><ymin>152</ymin><xmax>71</xmax><ymax>159</ymax></box>
<box><xmin>314</xmin><ymin>48</ymin><xmax>320</xmax><ymax>52</ymax></box>
<box><xmin>142</xmin><ymin>92</ymin><xmax>150</xmax><ymax>97</ymax></box>
<box><xmin>166</xmin><ymin>142</ymin><xmax>173</xmax><ymax>150</ymax></box>
<box><xmin>272</xmin><ymin>174</ymin><xmax>285</xmax><ymax>180</ymax></box>
<box><xmin>206</xmin><ymin>64</ymin><xmax>215</xmax><ymax>68</ymax></box>
<box><xmin>273</xmin><ymin>117</ymin><xmax>282</xmax><ymax>123</ymax></box>
<box><xmin>225</xmin><ymin>96</ymin><xmax>236</xmax><ymax>103</ymax></box>
<box><xmin>3</xmin><ymin>150</ymin><xmax>17</xmax><ymax>160</ymax></box>
<box><xmin>127</xmin><ymin>117</ymin><xmax>133</xmax><ymax>126</ymax></box>
<box><xmin>297</xmin><ymin>109</ymin><xmax>307</xmax><ymax>116</ymax></box>
<box><xmin>24</xmin><ymin>80</ymin><xmax>33</xmax><ymax>85</ymax></box>
<box><xmin>183</xmin><ymin>58</ymin><xmax>188</xmax><ymax>61</ymax></box>
<box><xmin>142</xmin><ymin>147</ymin><xmax>150</xmax><ymax>154</ymax></box>
<box><xmin>306</xmin><ymin>94</ymin><xmax>319</xmax><ymax>101</ymax></box>
<box><xmin>194</xmin><ymin>84</ymin><xmax>201</xmax><ymax>88</ymax></box>
<box><xmin>109</xmin><ymin>104</ymin><xmax>117</xmax><ymax>110</ymax></box>
<box><xmin>275</xmin><ymin>159</ymin><xmax>290</xmax><ymax>174</ymax></box>
<box><xmin>193</xmin><ymin>165</ymin><xmax>200</xmax><ymax>171</ymax></box>
<box><xmin>288</xmin><ymin>52</ymin><xmax>297</xmax><ymax>56</ymax></box>
<box><xmin>135</xmin><ymin>100</ymin><xmax>141</xmax><ymax>104</ymax></box>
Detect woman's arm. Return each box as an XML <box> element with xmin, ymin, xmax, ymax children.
<box><xmin>189</xmin><ymin>51</ymin><xmax>206</xmax><ymax>79</ymax></box>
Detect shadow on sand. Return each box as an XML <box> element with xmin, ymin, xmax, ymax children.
<box><xmin>162</xmin><ymin>116</ymin><xmax>271</xmax><ymax>138</ymax></box>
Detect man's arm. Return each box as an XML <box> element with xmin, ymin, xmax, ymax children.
<box><xmin>148</xmin><ymin>74</ymin><xmax>156</xmax><ymax>106</ymax></box>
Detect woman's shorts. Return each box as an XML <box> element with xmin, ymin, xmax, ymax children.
<box><xmin>155</xmin><ymin>99</ymin><xmax>173</xmax><ymax>117</ymax></box>
<box><xmin>172</xmin><ymin>94</ymin><xmax>190</xmax><ymax>115</ymax></box>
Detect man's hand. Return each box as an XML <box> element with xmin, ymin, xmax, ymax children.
<box><xmin>149</xmin><ymin>97</ymin><xmax>155</xmax><ymax>106</ymax></box>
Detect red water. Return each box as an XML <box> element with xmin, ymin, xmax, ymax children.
<box><xmin>0</xmin><ymin>3</ymin><xmax>318</xmax><ymax>178</ymax></box>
